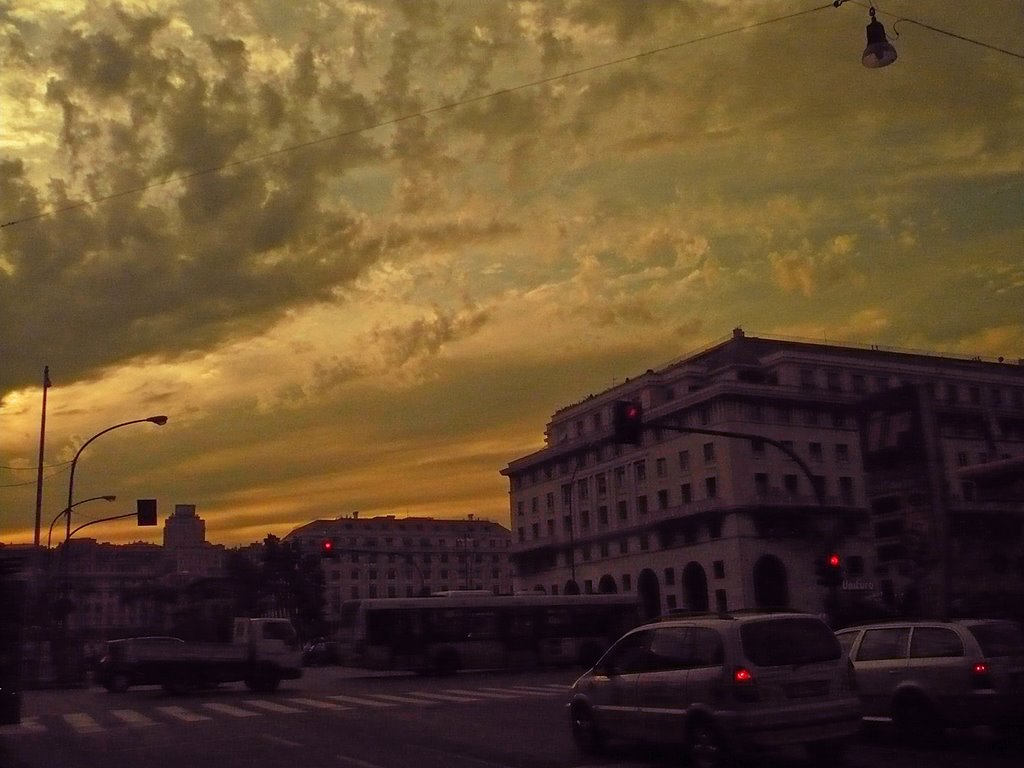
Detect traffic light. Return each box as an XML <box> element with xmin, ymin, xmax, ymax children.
<box><xmin>321</xmin><ymin>539</ymin><xmax>338</xmax><ymax>559</ymax></box>
<box><xmin>817</xmin><ymin>552</ymin><xmax>842</xmax><ymax>588</ymax></box>
<box><xmin>612</xmin><ymin>400</ymin><xmax>643</xmax><ymax>445</ymax></box>
<box><xmin>136</xmin><ymin>499</ymin><xmax>157</xmax><ymax>526</ymax></box>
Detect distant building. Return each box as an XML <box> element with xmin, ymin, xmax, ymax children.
<box><xmin>501</xmin><ymin>328</ymin><xmax>1024</xmax><ymax>621</ymax></box>
<box><xmin>283</xmin><ymin>514</ymin><xmax>515</xmax><ymax>625</ymax></box>
<box><xmin>162</xmin><ymin>504</ymin><xmax>224</xmax><ymax>580</ymax></box>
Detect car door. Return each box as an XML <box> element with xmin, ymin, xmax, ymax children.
<box><xmin>906</xmin><ymin>625</ymin><xmax>965</xmax><ymax>718</ymax></box>
<box><xmin>588</xmin><ymin>629</ymin><xmax>653</xmax><ymax>740</ymax></box>
<box><xmin>634</xmin><ymin>626</ymin><xmax>692</xmax><ymax>745</ymax></box>
<box><xmin>852</xmin><ymin>626</ymin><xmax>911</xmax><ymax>717</ymax></box>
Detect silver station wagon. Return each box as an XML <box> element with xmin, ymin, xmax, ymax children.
<box><xmin>568</xmin><ymin>611</ymin><xmax>862</xmax><ymax>768</ymax></box>
<box><xmin>836</xmin><ymin>618</ymin><xmax>1024</xmax><ymax>739</ymax></box>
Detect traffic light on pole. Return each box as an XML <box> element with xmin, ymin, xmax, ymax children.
<box><xmin>612</xmin><ymin>400</ymin><xmax>643</xmax><ymax>445</ymax></box>
<box><xmin>136</xmin><ymin>499</ymin><xmax>157</xmax><ymax>526</ymax></box>
<box><xmin>321</xmin><ymin>539</ymin><xmax>338</xmax><ymax>559</ymax></box>
<box><xmin>817</xmin><ymin>552</ymin><xmax>842</xmax><ymax>588</ymax></box>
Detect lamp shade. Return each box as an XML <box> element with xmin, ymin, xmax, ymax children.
<box><xmin>862</xmin><ymin>17</ymin><xmax>897</xmax><ymax>68</ymax></box>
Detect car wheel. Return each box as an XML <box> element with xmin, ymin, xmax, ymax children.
<box><xmin>570</xmin><ymin>704</ymin><xmax>606</xmax><ymax>755</ymax></box>
<box><xmin>687</xmin><ymin>717</ymin><xmax>726</xmax><ymax>768</ymax></box>
<box><xmin>893</xmin><ymin>693</ymin><xmax>942</xmax><ymax>741</ymax></box>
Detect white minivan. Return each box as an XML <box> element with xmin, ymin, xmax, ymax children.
<box><xmin>568</xmin><ymin>611</ymin><xmax>862</xmax><ymax>768</ymax></box>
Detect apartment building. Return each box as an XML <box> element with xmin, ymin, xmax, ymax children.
<box><xmin>283</xmin><ymin>514</ymin><xmax>515</xmax><ymax>623</ymax></box>
<box><xmin>501</xmin><ymin>328</ymin><xmax>1024</xmax><ymax>621</ymax></box>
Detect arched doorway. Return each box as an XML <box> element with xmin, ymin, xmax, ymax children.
<box><xmin>564</xmin><ymin>580</ymin><xmax>581</xmax><ymax>595</ymax></box>
<box><xmin>753</xmin><ymin>555</ymin><xmax>789</xmax><ymax>609</ymax></box>
<box><xmin>598</xmin><ymin>574</ymin><xmax>618</xmax><ymax>594</ymax></box>
<box><xmin>682</xmin><ymin>562</ymin><xmax>709</xmax><ymax>611</ymax></box>
<box><xmin>637</xmin><ymin>569</ymin><xmax>661</xmax><ymax>619</ymax></box>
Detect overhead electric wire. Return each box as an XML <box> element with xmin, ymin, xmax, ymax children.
<box><xmin>0</xmin><ymin>3</ymin><xmax>836</xmax><ymax>231</ymax></box>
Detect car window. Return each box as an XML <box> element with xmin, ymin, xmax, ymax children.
<box><xmin>690</xmin><ymin>627</ymin><xmax>724</xmax><ymax>667</ymax></box>
<box><xmin>967</xmin><ymin>622</ymin><xmax>1024</xmax><ymax>657</ymax></box>
<box><xmin>648</xmin><ymin>627</ymin><xmax>691</xmax><ymax>671</ymax></box>
<box><xmin>836</xmin><ymin>630</ymin><xmax>858</xmax><ymax>656</ymax></box>
<box><xmin>909</xmin><ymin>627</ymin><xmax>963</xmax><ymax>658</ymax></box>
<box><xmin>604</xmin><ymin>629</ymin><xmax>653</xmax><ymax>674</ymax></box>
<box><xmin>740</xmin><ymin>617</ymin><xmax>841</xmax><ymax>667</ymax></box>
<box><xmin>856</xmin><ymin>627</ymin><xmax>910</xmax><ymax>661</ymax></box>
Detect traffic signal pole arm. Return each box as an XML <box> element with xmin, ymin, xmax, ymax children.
<box><xmin>652</xmin><ymin>422</ymin><xmax>826</xmax><ymax>508</ymax></box>
<box><xmin>67</xmin><ymin>511</ymin><xmax>140</xmax><ymax>540</ymax></box>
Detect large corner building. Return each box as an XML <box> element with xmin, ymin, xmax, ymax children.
<box><xmin>501</xmin><ymin>329</ymin><xmax>1024</xmax><ymax>621</ymax></box>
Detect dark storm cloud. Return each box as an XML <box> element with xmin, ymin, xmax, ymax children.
<box><xmin>0</xmin><ymin>9</ymin><xmax>392</xmax><ymax>394</ymax></box>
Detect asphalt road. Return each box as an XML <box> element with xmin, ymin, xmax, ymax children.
<box><xmin>1</xmin><ymin>667</ymin><xmax>1020</xmax><ymax>768</ymax></box>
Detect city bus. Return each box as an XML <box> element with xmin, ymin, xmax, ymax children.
<box><xmin>337</xmin><ymin>592</ymin><xmax>641</xmax><ymax>674</ymax></box>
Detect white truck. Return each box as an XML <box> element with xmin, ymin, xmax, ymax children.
<box><xmin>96</xmin><ymin>618</ymin><xmax>302</xmax><ymax>694</ymax></box>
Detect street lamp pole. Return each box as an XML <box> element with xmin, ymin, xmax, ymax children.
<box><xmin>47</xmin><ymin>495</ymin><xmax>116</xmax><ymax>549</ymax></box>
<box><xmin>65</xmin><ymin>416</ymin><xmax>168</xmax><ymax>541</ymax></box>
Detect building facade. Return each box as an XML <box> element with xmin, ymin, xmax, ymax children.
<box><xmin>283</xmin><ymin>514</ymin><xmax>515</xmax><ymax>624</ymax></box>
<box><xmin>501</xmin><ymin>329</ymin><xmax>1024</xmax><ymax>622</ymax></box>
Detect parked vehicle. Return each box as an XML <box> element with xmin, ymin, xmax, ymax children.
<box><xmin>568</xmin><ymin>610</ymin><xmax>861</xmax><ymax>768</ymax></box>
<box><xmin>302</xmin><ymin>637</ymin><xmax>341</xmax><ymax>666</ymax></box>
<box><xmin>96</xmin><ymin>618</ymin><xmax>302</xmax><ymax>694</ymax></box>
<box><xmin>835</xmin><ymin>618</ymin><xmax>1024</xmax><ymax>738</ymax></box>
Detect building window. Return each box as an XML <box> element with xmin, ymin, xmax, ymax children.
<box><xmin>617</xmin><ymin>501</ymin><xmax>629</xmax><ymax>521</ymax></box>
<box><xmin>637</xmin><ymin>495</ymin><xmax>648</xmax><ymax>515</ymax></box>
<box><xmin>664</xmin><ymin>567</ymin><xmax>675</xmax><ymax>585</ymax></box>
<box><xmin>657</xmin><ymin>489</ymin><xmax>669</xmax><ymax>510</ymax></box>
<box><xmin>596</xmin><ymin>473</ymin><xmax>607</xmax><ymax>497</ymax></box>
<box><xmin>713</xmin><ymin>560</ymin><xmax>725</xmax><ymax>579</ymax></box>
<box><xmin>836</xmin><ymin>443</ymin><xmax>850</xmax><ymax>463</ymax></box>
<box><xmin>634</xmin><ymin>460</ymin><xmax>647</xmax><ymax>483</ymax></box>
<box><xmin>754</xmin><ymin>473</ymin><xmax>769</xmax><ymax>497</ymax></box>
<box><xmin>708</xmin><ymin>517</ymin><xmax>722</xmax><ymax>539</ymax></box>
<box><xmin>705</xmin><ymin>477</ymin><xmax>718</xmax><ymax>499</ymax></box>
<box><xmin>839</xmin><ymin>476</ymin><xmax>855</xmax><ymax>504</ymax></box>
<box><xmin>809</xmin><ymin>442</ymin><xmax>823</xmax><ymax>462</ymax></box>
<box><xmin>546</xmin><ymin>520</ymin><xmax>555</xmax><ymax>535</ymax></box>
<box><xmin>614</xmin><ymin>466</ymin><xmax>626</xmax><ymax>488</ymax></box>
<box><xmin>703</xmin><ymin>442</ymin><xmax>716</xmax><ymax>464</ymax></box>
<box><xmin>580</xmin><ymin>509</ymin><xmax>591</xmax><ymax>529</ymax></box>
<box><xmin>577</xmin><ymin>478</ymin><xmax>589</xmax><ymax>500</ymax></box>
<box><xmin>680</xmin><ymin>483</ymin><xmax>692</xmax><ymax>503</ymax></box>
<box><xmin>598</xmin><ymin>505</ymin><xmax>609</xmax><ymax>525</ymax></box>
<box><xmin>531</xmin><ymin>523</ymin><xmax>539</xmax><ymax>538</ymax></box>
<box><xmin>678</xmin><ymin>450</ymin><xmax>690</xmax><ymax>470</ymax></box>
<box><xmin>799</xmin><ymin>368</ymin><xmax>816</xmax><ymax>390</ymax></box>
<box><xmin>600</xmin><ymin>542</ymin><xmax>609</xmax><ymax>557</ymax></box>
<box><xmin>656</xmin><ymin>457</ymin><xmax>667</xmax><ymax>478</ymax></box>
<box><xmin>622</xmin><ymin>574</ymin><xmax>632</xmax><ymax>591</ymax></box>
<box><xmin>784</xmin><ymin>474</ymin><xmax>799</xmax><ymax>495</ymax></box>
<box><xmin>640</xmin><ymin>534</ymin><xmax>650</xmax><ymax>551</ymax></box>
<box><xmin>619</xmin><ymin>539</ymin><xmax>629</xmax><ymax>554</ymax></box>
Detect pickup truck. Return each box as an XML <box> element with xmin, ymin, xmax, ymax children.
<box><xmin>96</xmin><ymin>618</ymin><xmax>302</xmax><ymax>694</ymax></box>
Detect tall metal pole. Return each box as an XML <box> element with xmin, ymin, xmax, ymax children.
<box><xmin>32</xmin><ymin>366</ymin><xmax>51</xmax><ymax>547</ymax></box>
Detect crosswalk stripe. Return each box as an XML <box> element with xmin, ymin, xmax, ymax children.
<box><xmin>504</xmin><ymin>685</ymin><xmax>564</xmax><ymax>694</ymax></box>
<box><xmin>244</xmin><ymin>700</ymin><xmax>305</xmax><ymax>714</ymax></box>
<box><xmin>201</xmin><ymin>702</ymin><xmax>260</xmax><ymax>718</ymax></box>
<box><xmin>478</xmin><ymin>687</ymin><xmax>538</xmax><ymax>696</ymax></box>
<box><xmin>538</xmin><ymin>683</ymin><xmax>569</xmax><ymax>690</ymax></box>
<box><xmin>443</xmin><ymin>688</ymin><xmax>519</xmax><ymax>700</ymax></box>
<box><xmin>370</xmin><ymin>693</ymin><xmax>439</xmax><ymax>705</ymax></box>
<box><xmin>403</xmin><ymin>691</ymin><xmax>480</xmax><ymax>703</ymax></box>
<box><xmin>63</xmin><ymin>713</ymin><xmax>104</xmax><ymax>734</ymax></box>
<box><xmin>156</xmin><ymin>705</ymin><xmax>211</xmax><ymax>722</ymax></box>
<box><xmin>327</xmin><ymin>694</ymin><xmax>395</xmax><ymax>708</ymax></box>
<box><xmin>286</xmin><ymin>697</ymin><xmax>348</xmax><ymax>710</ymax></box>
<box><xmin>0</xmin><ymin>716</ymin><xmax>46</xmax><ymax>734</ymax></box>
<box><xmin>111</xmin><ymin>709</ymin><xmax>158</xmax><ymax>727</ymax></box>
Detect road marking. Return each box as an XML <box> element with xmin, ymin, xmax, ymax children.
<box><xmin>369</xmin><ymin>693</ymin><xmax>439</xmax><ymax>705</ymax></box>
<box><xmin>286</xmin><ymin>697</ymin><xmax>349</xmax><ymax>710</ymax></box>
<box><xmin>111</xmin><ymin>709</ymin><xmax>158</xmax><ymax>727</ymax></box>
<box><xmin>403</xmin><ymin>691</ymin><xmax>480</xmax><ymax>703</ymax></box>
<box><xmin>327</xmin><ymin>694</ymin><xmax>395</xmax><ymax>708</ymax></box>
<box><xmin>63</xmin><ymin>713</ymin><xmax>104</xmax><ymax>734</ymax></box>
<box><xmin>477</xmin><ymin>687</ymin><xmax>546</xmax><ymax>696</ymax></box>
<box><xmin>261</xmin><ymin>734</ymin><xmax>304</xmax><ymax>747</ymax></box>
<box><xmin>443</xmin><ymin>688</ymin><xmax>519</xmax><ymax>700</ymax></box>
<box><xmin>503</xmin><ymin>685</ymin><xmax>564</xmax><ymax>694</ymax></box>
<box><xmin>156</xmin><ymin>705</ymin><xmax>212</xmax><ymax>722</ymax></box>
<box><xmin>244</xmin><ymin>699</ymin><xmax>305</xmax><ymax>713</ymax></box>
<box><xmin>0</xmin><ymin>716</ymin><xmax>46</xmax><ymax>734</ymax></box>
<box><xmin>202</xmin><ymin>702</ymin><xmax>260</xmax><ymax>717</ymax></box>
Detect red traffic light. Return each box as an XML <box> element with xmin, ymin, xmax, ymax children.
<box><xmin>322</xmin><ymin>539</ymin><xmax>333</xmax><ymax>551</ymax></box>
<box><xmin>827</xmin><ymin>553</ymin><xmax>841</xmax><ymax>568</ymax></box>
<box><xmin>612</xmin><ymin>400</ymin><xmax>644</xmax><ymax>445</ymax></box>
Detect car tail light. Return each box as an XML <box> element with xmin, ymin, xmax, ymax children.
<box><xmin>731</xmin><ymin>666</ymin><xmax>759</xmax><ymax>702</ymax></box>
<box><xmin>971</xmin><ymin>661</ymin><xmax>992</xmax><ymax>689</ymax></box>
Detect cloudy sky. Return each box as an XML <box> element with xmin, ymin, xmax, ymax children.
<box><xmin>1</xmin><ymin>1</ymin><xmax>1021</xmax><ymax>547</ymax></box>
